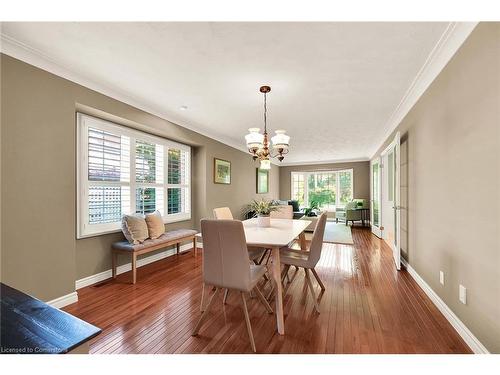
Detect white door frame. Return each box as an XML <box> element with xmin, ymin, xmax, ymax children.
<box><xmin>370</xmin><ymin>157</ymin><xmax>382</xmax><ymax>238</ymax></box>
<box><xmin>380</xmin><ymin>132</ymin><xmax>401</xmax><ymax>270</ymax></box>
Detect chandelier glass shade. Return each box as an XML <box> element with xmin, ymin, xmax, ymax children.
<box><xmin>244</xmin><ymin>128</ymin><xmax>264</xmax><ymax>150</ymax></box>
<box><xmin>244</xmin><ymin>85</ymin><xmax>290</xmax><ymax>168</ymax></box>
<box><xmin>259</xmin><ymin>159</ymin><xmax>271</xmax><ymax>170</ymax></box>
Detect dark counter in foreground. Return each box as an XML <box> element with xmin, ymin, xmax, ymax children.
<box><xmin>0</xmin><ymin>283</ymin><xmax>101</xmax><ymax>354</ymax></box>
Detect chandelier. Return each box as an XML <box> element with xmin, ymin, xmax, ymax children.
<box><xmin>245</xmin><ymin>85</ymin><xmax>290</xmax><ymax>170</ymax></box>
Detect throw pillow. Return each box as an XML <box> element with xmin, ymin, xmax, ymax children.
<box><xmin>145</xmin><ymin>211</ymin><xmax>165</xmax><ymax>239</ymax></box>
<box><xmin>121</xmin><ymin>214</ymin><xmax>149</xmax><ymax>244</ymax></box>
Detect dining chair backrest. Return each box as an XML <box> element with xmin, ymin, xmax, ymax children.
<box><xmin>270</xmin><ymin>205</ymin><xmax>293</xmax><ymax>219</ymax></box>
<box><xmin>307</xmin><ymin>213</ymin><xmax>327</xmax><ymax>268</ymax></box>
<box><xmin>200</xmin><ymin>219</ymin><xmax>251</xmax><ymax>291</ymax></box>
<box><xmin>213</xmin><ymin>207</ymin><xmax>233</xmax><ymax>220</ymax></box>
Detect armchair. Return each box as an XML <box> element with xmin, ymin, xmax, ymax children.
<box><xmin>335</xmin><ymin>199</ymin><xmax>368</xmax><ymax>226</ymax></box>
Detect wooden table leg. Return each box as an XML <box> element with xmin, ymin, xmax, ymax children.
<box><xmin>111</xmin><ymin>251</ymin><xmax>117</xmax><ymax>279</ymax></box>
<box><xmin>270</xmin><ymin>246</ymin><xmax>285</xmax><ymax>335</ymax></box>
<box><xmin>132</xmin><ymin>253</ymin><xmax>137</xmax><ymax>284</ymax></box>
<box><xmin>193</xmin><ymin>237</ymin><xmax>197</xmax><ymax>257</ymax></box>
<box><xmin>299</xmin><ymin>231</ymin><xmax>307</xmax><ymax>250</ymax></box>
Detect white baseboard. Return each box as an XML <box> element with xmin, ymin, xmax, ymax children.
<box><xmin>46</xmin><ymin>291</ymin><xmax>78</xmax><ymax>309</ymax></box>
<box><xmin>401</xmin><ymin>258</ymin><xmax>489</xmax><ymax>354</ymax></box>
<box><xmin>75</xmin><ymin>242</ymin><xmax>198</xmax><ymax>290</ymax></box>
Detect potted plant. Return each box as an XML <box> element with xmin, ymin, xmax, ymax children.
<box><xmin>245</xmin><ymin>199</ymin><xmax>279</xmax><ymax>227</ymax></box>
<box><xmin>304</xmin><ymin>201</ymin><xmax>319</xmax><ymax>217</ymax></box>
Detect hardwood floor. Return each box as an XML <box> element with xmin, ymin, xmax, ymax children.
<box><xmin>65</xmin><ymin>227</ymin><xmax>471</xmax><ymax>354</ymax></box>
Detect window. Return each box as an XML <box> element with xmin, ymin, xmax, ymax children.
<box><xmin>77</xmin><ymin>113</ymin><xmax>191</xmax><ymax>238</ymax></box>
<box><xmin>291</xmin><ymin>169</ymin><xmax>353</xmax><ymax>209</ymax></box>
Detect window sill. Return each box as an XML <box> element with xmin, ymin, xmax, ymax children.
<box><xmin>77</xmin><ymin>214</ymin><xmax>192</xmax><ymax>240</ymax></box>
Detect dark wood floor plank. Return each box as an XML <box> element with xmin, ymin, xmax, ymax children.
<box><xmin>64</xmin><ymin>229</ymin><xmax>471</xmax><ymax>354</ymax></box>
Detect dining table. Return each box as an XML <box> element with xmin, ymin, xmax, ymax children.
<box><xmin>197</xmin><ymin>217</ymin><xmax>311</xmax><ymax>335</ymax></box>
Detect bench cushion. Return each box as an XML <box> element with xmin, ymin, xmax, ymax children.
<box><xmin>112</xmin><ymin>229</ymin><xmax>197</xmax><ymax>252</ymax></box>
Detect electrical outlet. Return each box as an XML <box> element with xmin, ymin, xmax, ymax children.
<box><xmin>439</xmin><ymin>271</ymin><xmax>445</xmax><ymax>285</ymax></box>
<box><xmin>459</xmin><ymin>285</ymin><xmax>467</xmax><ymax>305</ymax></box>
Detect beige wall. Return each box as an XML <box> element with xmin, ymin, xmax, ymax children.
<box><xmin>371</xmin><ymin>23</ymin><xmax>500</xmax><ymax>353</ymax></box>
<box><xmin>0</xmin><ymin>54</ymin><xmax>279</xmax><ymax>300</ymax></box>
<box><xmin>279</xmin><ymin>161</ymin><xmax>370</xmax><ymax>202</ymax></box>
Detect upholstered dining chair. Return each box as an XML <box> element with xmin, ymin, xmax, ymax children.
<box><xmin>270</xmin><ymin>204</ymin><xmax>293</xmax><ymax>219</ymax></box>
<box><xmin>279</xmin><ymin>213</ymin><xmax>327</xmax><ymax>313</ymax></box>
<box><xmin>211</xmin><ymin>206</ymin><xmax>268</xmax><ymax>305</ymax></box>
<box><xmin>193</xmin><ymin>219</ymin><xmax>273</xmax><ymax>352</ymax></box>
<box><xmin>213</xmin><ymin>206</ymin><xmax>233</xmax><ymax>220</ymax></box>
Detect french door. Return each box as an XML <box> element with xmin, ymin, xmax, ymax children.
<box><xmin>370</xmin><ymin>158</ymin><xmax>382</xmax><ymax>238</ymax></box>
<box><xmin>381</xmin><ymin>132</ymin><xmax>401</xmax><ymax>270</ymax></box>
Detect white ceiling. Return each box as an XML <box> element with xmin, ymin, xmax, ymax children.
<box><xmin>1</xmin><ymin>22</ymin><xmax>452</xmax><ymax>164</ymax></box>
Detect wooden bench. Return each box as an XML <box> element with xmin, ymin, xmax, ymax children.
<box><xmin>111</xmin><ymin>229</ymin><xmax>198</xmax><ymax>284</ymax></box>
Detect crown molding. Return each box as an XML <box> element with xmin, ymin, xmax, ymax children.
<box><xmin>279</xmin><ymin>157</ymin><xmax>370</xmax><ymax>167</ymax></box>
<box><xmin>0</xmin><ymin>32</ymin><xmax>270</xmax><ymax>161</ymax></box>
<box><xmin>368</xmin><ymin>22</ymin><xmax>478</xmax><ymax>159</ymax></box>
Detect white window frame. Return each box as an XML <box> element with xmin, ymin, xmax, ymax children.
<box><xmin>290</xmin><ymin>169</ymin><xmax>354</xmax><ymax>209</ymax></box>
<box><xmin>77</xmin><ymin>113</ymin><xmax>191</xmax><ymax>239</ymax></box>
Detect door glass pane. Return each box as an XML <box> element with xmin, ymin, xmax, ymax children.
<box><xmin>372</xmin><ymin>163</ymin><xmax>380</xmax><ymax>226</ymax></box>
<box><xmin>388</xmin><ymin>151</ymin><xmax>394</xmax><ymax>201</ymax></box>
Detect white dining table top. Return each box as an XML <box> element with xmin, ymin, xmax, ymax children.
<box><xmin>195</xmin><ymin>218</ymin><xmax>311</xmax><ymax>247</ymax></box>
<box><xmin>242</xmin><ymin>218</ymin><xmax>311</xmax><ymax>247</ymax></box>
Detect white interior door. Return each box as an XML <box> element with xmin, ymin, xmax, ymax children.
<box><xmin>370</xmin><ymin>158</ymin><xmax>382</xmax><ymax>238</ymax></box>
<box><xmin>381</xmin><ymin>132</ymin><xmax>401</xmax><ymax>270</ymax></box>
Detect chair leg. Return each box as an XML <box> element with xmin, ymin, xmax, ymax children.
<box><xmin>253</xmin><ymin>286</ymin><xmax>273</xmax><ymax>314</ymax></box>
<box><xmin>256</xmin><ymin>249</ymin><xmax>269</xmax><ymax>265</ymax></box>
<box><xmin>223</xmin><ymin>289</ymin><xmax>229</xmax><ymax>304</ymax></box>
<box><xmin>200</xmin><ymin>283</ymin><xmax>206</xmax><ymax>312</ymax></box>
<box><xmin>311</xmin><ymin>268</ymin><xmax>326</xmax><ymax>291</ymax></box>
<box><xmin>240</xmin><ymin>292</ymin><xmax>256</xmax><ymax>353</ymax></box>
<box><xmin>304</xmin><ymin>269</ymin><xmax>320</xmax><ymax>313</ymax></box>
<box><xmin>266</xmin><ymin>283</ymin><xmax>274</xmax><ymax>301</ymax></box>
<box><xmin>281</xmin><ymin>265</ymin><xmax>290</xmax><ymax>284</ymax></box>
<box><xmin>283</xmin><ymin>266</ymin><xmax>299</xmax><ymax>297</ymax></box>
<box><xmin>289</xmin><ymin>266</ymin><xmax>299</xmax><ymax>284</ymax></box>
<box><xmin>193</xmin><ymin>288</ymin><xmax>219</xmax><ymax>335</ymax></box>
<box><xmin>200</xmin><ymin>284</ymin><xmax>218</xmax><ymax>312</ymax></box>
<box><xmin>266</xmin><ymin>264</ymin><xmax>286</xmax><ymax>301</ymax></box>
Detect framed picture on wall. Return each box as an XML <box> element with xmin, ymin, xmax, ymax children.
<box><xmin>214</xmin><ymin>158</ymin><xmax>231</xmax><ymax>184</ymax></box>
<box><xmin>256</xmin><ymin>168</ymin><xmax>269</xmax><ymax>194</ymax></box>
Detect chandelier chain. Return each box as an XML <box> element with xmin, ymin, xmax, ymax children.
<box><xmin>263</xmin><ymin>92</ymin><xmax>267</xmax><ymax>133</ymax></box>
